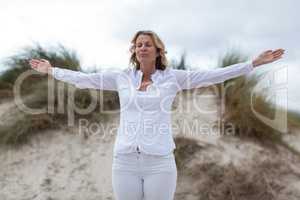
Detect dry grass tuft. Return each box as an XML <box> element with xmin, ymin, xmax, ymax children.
<box><xmin>0</xmin><ymin>43</ymin><xmax>119</xmax><ymax>147</ymax></box>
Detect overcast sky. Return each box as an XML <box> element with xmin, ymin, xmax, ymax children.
<box><xmin>0</xmin><ymin>0</ymin><xmax>299</xmax><ymax>110</ymax></box>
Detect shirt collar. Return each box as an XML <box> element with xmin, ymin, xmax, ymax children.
<box><xmin>134</xmin><ymin>68</ymin><xmax>161</xmax><ymax>82</ymax></box>
<box><xmin>134</xmin><ymin>68</ymin><xmax>162</xmax><ymax>90</ymax></box>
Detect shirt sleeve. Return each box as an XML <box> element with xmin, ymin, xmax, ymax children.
<box><xmin>171</xmin><ymin>60</ymin><xmax>254</xmax><ymax>90</ymax></box>
<box><xmin>51</xmin><ymin>67</ymin><xmax>120</xmax><ymax>91</ymax></box>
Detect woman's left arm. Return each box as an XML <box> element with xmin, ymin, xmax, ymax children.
<box><xmin>172</xmin><ymin>48</ymin><xmax>285</xmax><ymax>90</ymax></box>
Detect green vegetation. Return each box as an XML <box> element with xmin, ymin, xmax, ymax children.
<box><xmin>218</xmin><ymin>50</ymin><xmax>300</xmax><ymax>153</ymax></box>
<box><xmin>0</xmin><ymin>44</ymin><xmax>119</xmax><ymax>146</ymax></box>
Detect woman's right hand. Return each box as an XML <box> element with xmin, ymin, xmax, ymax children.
<box><xmin>29</xmin><ymin>59</ymin><xmax>53</xmax><ymax>74</ymax></box>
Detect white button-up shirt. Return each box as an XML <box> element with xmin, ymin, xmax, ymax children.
<box><xmin>52</xmin><ymin>61</ymin><xmax>254</xmax><ymax>155</ymax></box>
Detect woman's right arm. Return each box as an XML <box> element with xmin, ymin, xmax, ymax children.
<box><xmin>29</xmin><ymin>59</ymin><xmax>119</xmax><ymax>91</ymax></box>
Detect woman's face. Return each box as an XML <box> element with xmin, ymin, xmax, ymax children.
<box><xmin>135</xmin><ymin>34</ymin><xmax>158</xmax><ymax>66</ymax></box>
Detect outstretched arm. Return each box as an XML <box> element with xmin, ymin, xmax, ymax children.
<box><xmin>172</xmin><ymin>49</ymin><xmax>285</xmax><ymax>90</ymax></box>
<box><xmin>29</xmin><ymin>59</ymin><xmax>119</xmax><ymax>91</ymax></box>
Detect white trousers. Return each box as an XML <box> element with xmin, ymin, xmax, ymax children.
<box><xmin>112</xmin><ymin>149</ymin><xmax>177</xmax><ymax>200</ymax></box>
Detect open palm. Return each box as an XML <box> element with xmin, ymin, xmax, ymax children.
<box><xmin>253</xmin><ymin>49</ymin><xmax>285</xmax><ymax>67</ymax></box>
<box><xmin>29</xmin><ymin>59</ymin><xmax>53</xmax><ymax>74</ymax></box>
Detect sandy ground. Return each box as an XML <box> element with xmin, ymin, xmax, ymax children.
<box><xmin>0</xmin><ymin>121</ymin><xmax>117</xmax><ymax>200</ymax></box>
<box><xmin>0</xmin><ymin>90</ymin><xmax>300</xmax><ymax>200</ymax></box>
<box><xmin>0</xmin><ymin>99</ymin><xmax>16</xmax><ymax>126</ymax></box>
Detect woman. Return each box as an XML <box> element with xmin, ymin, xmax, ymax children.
<box><xmin>29</xmin><ymin>30</ymin><xmax>284</xmax><ymax>200</ymax></box>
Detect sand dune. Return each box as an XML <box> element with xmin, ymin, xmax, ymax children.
<box><xmin>0</xmin><ymin>90</ymin><xmax>300</xmax><ymax>200</ymax></box>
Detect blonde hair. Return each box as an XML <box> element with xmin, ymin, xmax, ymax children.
<box><xmin>129</xmin><ymin>30</ymin><xmax>168</xmax><ymax>70</ymax></box>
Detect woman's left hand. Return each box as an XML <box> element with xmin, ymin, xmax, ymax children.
<box><xmin>252</xmin><ymin>49</ymin><xmax>285</xmax><ymax>67</ymax></box>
